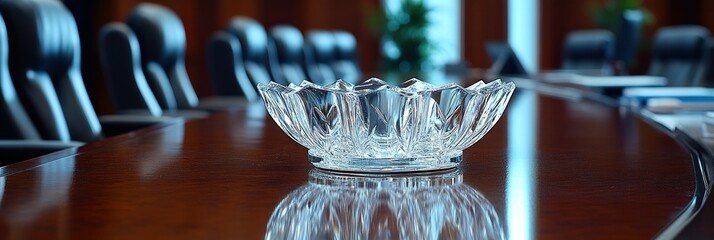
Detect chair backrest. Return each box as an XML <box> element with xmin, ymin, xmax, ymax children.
<box><xmin>0</xmin><ymin>13</ymin><xmax>41</xmax><ymax>140</ymax></box>
<box><xmin>305</xmin><ymin>31</ymin><xmax>337</xmax><ymax>85</ymax></box>
<box><xmin>705</xmin><ymin>37</ymin><xmax>714</xmax><ymax>87</ymax></box>
<box><xmin>0</xmin><ymin>0</ymin><xmax>101</xmax><ymax>142</ymax></box>
<box><xmin>332</xmin><ymin>31</ymin><xmax>360</xmax><ymax>83</ymax></box>
<box><xmin>648</xmin><ymin>25</ymin><xmax>711</xmax><ymax>86</ymax></box>
<box><xmin>127</xmin><ymin>3</ymin><xmax>198</xmax><ymax>110</ymax></box>
<box><xmin>99</xmin><ymin>23</ymin><xmax>163</xmax><ymax>116</ymax></box>
<box><xmin>561</xmin><ymin>29</ymin><xmax>614</xmax><ymax>74</ymax></box>
<box><xmin>225</xmin><ymin>17</ymin><xmax>280</xmax><ymax>86</ymax></box>
<box><xmin>206</xmin><ymin>32</ymin><xmax>260</xmax><ymax>101</ymax></box>
<box><xmin>270</xmin><ymin>25</ymin><xmax>307</xmax><ymax>85</ymax></box>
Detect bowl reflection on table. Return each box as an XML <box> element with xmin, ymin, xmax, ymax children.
<box><xmin>258</xmin><ymin>78</ymin><xmax>515</xmax><ymax>173</ymax></box>
<box><xmin>264</xmin><ymin>169</ymin><xmax>504</xmax><ymax>240</ymax></box>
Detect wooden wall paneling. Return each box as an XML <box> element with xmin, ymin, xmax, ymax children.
<box><xmin>702</xmin><ymin>0</ymin><xmax>714</xmax><ymax>31</ymax></box>
<box><xmin>352</xmin><ymin>0</ymin><xmax>382</xmax><ymax>75</ymax></box>
<box><xmin>301</xmin><ymin>0</ymin><xmax>333</xmax><ymax>29</ymax></box>
<box><xmin>216</xmin><ymin>0</ymin><xmax>261</xmax><ymax>25</ymax></box>
<box><xmin>257</xmin><ymin>1</ymin><xmax>303</xmax><ymax>28</ymax></box>
<box><xmin>462</xmin><ymin>0</ymin><xmax>507</xmax><ymax>70</ymax></box>
<box><xmin>667</xmin><ymin>0</ymin><xmax>700</xmax><ymax>25</ymax></box>
<box><xmin>538</xmin><ymin>0</ymin><xmax>592</xmax><ymax>71</ymax></box>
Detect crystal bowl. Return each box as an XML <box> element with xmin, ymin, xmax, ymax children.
<box><xmin>258</xmin><ymin>78</ymin><xmax>515</xmax><ymax>172</ymax></box>
<box><xmin>265</xmin><ymin>169</ymin><xmax>504</xmax><ymax>239</ymax></box>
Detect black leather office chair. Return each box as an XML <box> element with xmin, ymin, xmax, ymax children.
<box><xmin>332</xmin><ymin>31</ymin><xmax>361</xmax><ymax>83</ymax></box>
<box><xmin>103</xmin><ymin>3</ymin><xmax>240</xmax><ymax>114</ymax></box>
<box><xmin>127</xmin><ymin>3</ymin><xmax>198</xmax><ymax>111</ymax></box>
<box><xmin>0</xmin><ymin>14</ymin><xmax>41</xmax><ymax>141</ymax></box>
<box><xmin>206</xmin><ymin>32</ymin><xmax>260</xmax><ymax>102</ymax></box>
<box><xmin>648</xmin><ymin>25</ymin><xmax>711</xmax><ymax>86</ymax></box>
<box><xmin>99</xmin><ymin>23</ymin><xmax>164</xmax><ymax>117</ymax></box>
<box><xmin>0</xmin><ymin>10</ymin><xmax>72</xmax><ymax>146</ymax></box>
<box><xmin>561</xmin><ymin>29</ymin><xmax>614</xmax><ymax>74</ymax></box>
<box><xmin>225</xmin><ymin>17</ymin><xmax>282</xmax><ymax>86</ymax></box>
<box><xmin>0</xmin><ymin>0</ymin><xmax>172</xmax><ymax>144</ymax></box>
<box><xmin>305</xmin><ymin>31</ymin><xmax>337</xmax><ymax>85</ymax></box>
<box><xmin>270</xmin><ymin>25</ymin><xmax>308</xmax><ymax>85</ymax></box>
<box><xmin>0</xmin><ymin>0</ymin><xmax>101</xmax><ymax>142</ymax></box>
<box><xmin>0</xmin><ymin>8</ymin><xmax>81</xmax><ymax>165</ymax></box>
<box><xmin>705</xmin><ymin>37</ymin><xmax>714</xmax><ymax>87</ymax></box>
<box><xmin>0</xmin><ymin>3</ymin><xmax>101</xmax><ymax>164</ymax></box>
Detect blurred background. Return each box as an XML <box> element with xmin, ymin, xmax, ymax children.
<box><xmin>59</xmin><ymin>0</ymin><xmax>714</xmax><ymax>115</ymax></box>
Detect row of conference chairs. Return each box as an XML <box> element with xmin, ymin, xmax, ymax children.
<box><xmin>0</xmin><ymin>0</ymin><xmax>174</xmax><ymax>164</ymax></box>
<box><xmin>561</xmin><ymin>25</ymin><xmax>713</xmax><ymax>86</ymax></box>
<box><xmin>101</xmin><ymin>3</ymin><xmax>361</xmax><ymax>114</ymax></box>
<box><xmin>206</xmin><ymin>17</ymin><xmax>361</xmax><ymax>103</ymax></box>
<box><xmin>0</xmin><ymin>1</ymin><xmax>359</xmax><ymax>164</ymax></box>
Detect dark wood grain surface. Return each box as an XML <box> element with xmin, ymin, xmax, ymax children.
<box><xmin>0</xmin><ymin>86</ymin><xmax>699</xmax><ymax>239</ymax></box>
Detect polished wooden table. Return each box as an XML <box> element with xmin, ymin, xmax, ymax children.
<box><xmin>0</xmin><ymin>83</ymin><xmax>704</xmax><ymax>239</ymax></box>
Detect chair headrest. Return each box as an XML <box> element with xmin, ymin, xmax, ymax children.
<box><xmin>0</xmin><ymin>0</ymin><xmax>79</xmax><ymax>77</ymax></box>
<box><xmin>127</xmin><ymin>3</ymin><xmax>185</xmax><ymax>68</ymax></box>
<box><xmin>226</xmin><ymin>17</ymin><xmax>267</xmax><ymax>61</ymax></box>
<box><xmin>333</xmin><ymin>31</ymin><xmax>356</xmax><ymax>60</ymax></box>
<box><xmin>563</xmin><ymin>29</ymin><xmax>614</xmax><ymax>59</ymax></box>
<box><xmin>307</xmin><ymin>31</ymin><xmax>336</xmax><ymax>63</ymax></box>
<box><xmin>652</xmin><ymin>25</ymin><xmax>710</xmax><ymax>59</ymax></box>
<box><xmin>271</xmin><ymin>25</ymin><xmax>303</xmax><ymax>62</ymax></box>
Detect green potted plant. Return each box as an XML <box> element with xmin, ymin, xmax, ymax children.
<box><xmin>589</xmin><ymin>0</ymin><xmax>653</xmax><ymax>32</ymax></box>
<box><xmin>367</xmin><ymin>0</ymin><xmax>434</xmax><ymax>73</ymax></box>
<box><xmin>589</xmin><ymin>0</ymin><xmax>654</xmax><ymax>69</ymax></box>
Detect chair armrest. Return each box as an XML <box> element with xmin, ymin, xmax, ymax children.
<box><xmin>100</xmin><ymin>115</ymin><xmax>182</xmax><ymax>138</ymax></box>
<box><xmin>0</xmin><ymin>140</ymin><xmax>83</xmax><ymax>165</ymax></box>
